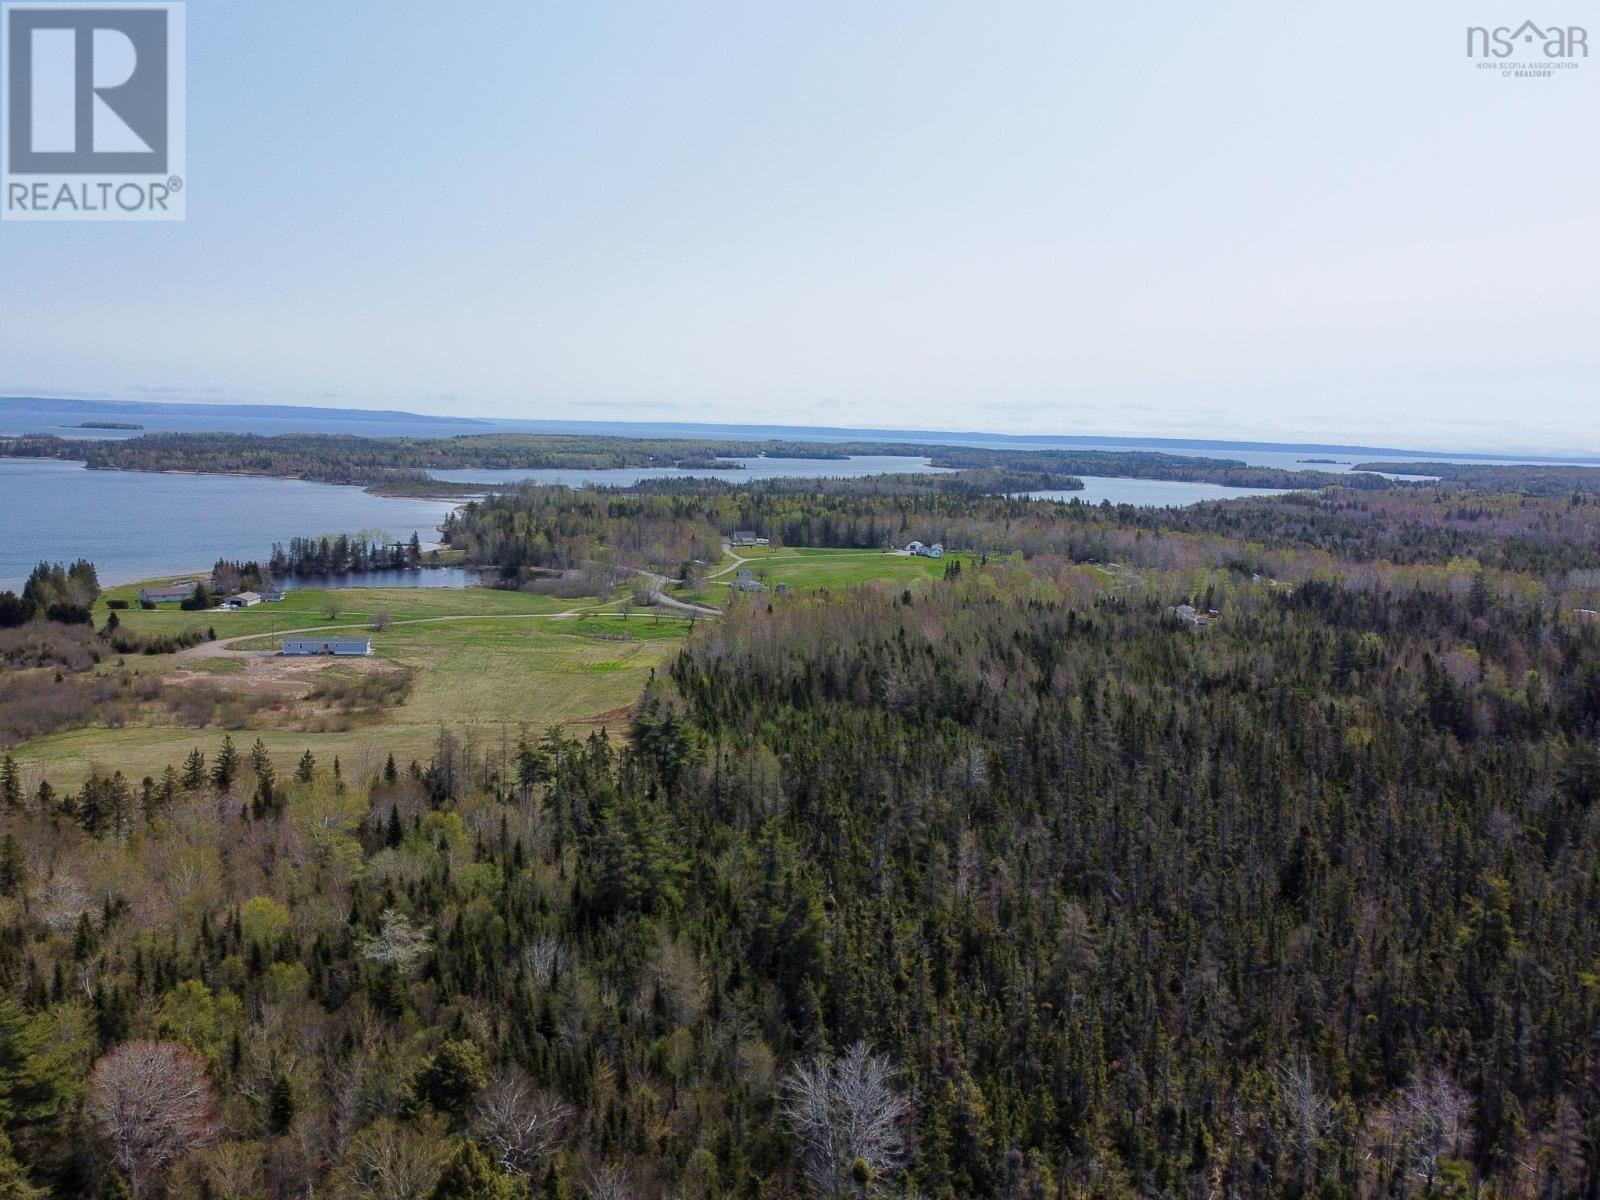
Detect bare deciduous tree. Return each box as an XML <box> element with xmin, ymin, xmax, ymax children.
<box><xmin>471</xmin><ymin>1068</ymin><xmax>571</xmax><ymax>1177</ymax></box>
<box><xmin>358</xmin><ymin>908</ymin><xmax>431</xmax><ymax>974</ymax></box>
<box><xmin>522</xmin><ymin>934</ymin><xmax>569</xmax><ymax>988</ymax></box>
<box><xmin>781</xmin><ymin>1042</ymin><xmax>910</xmax><ymax>1196</ymax></box>
<box><xmin>332</xmin><ymin>1115</ymin><xmax>449</xmax><ymax>1200</ymax></box>
<box><xmin>87</xmin><ymin>1039</ymin><xmax>221</xmax><ymax>1196</ymax></box>
<box><xmin>1273</xmin><ymin>1054</ymin><xmax>1331</xmax><ymax>1188</ymax></box>
<box><xmin>1398</xmin><ymin>1066</ymin><xmax>1473</xmax><ymax>1189</ymax></box>
<box><xmin>585</xmin><ymin>1163</ymin><xmax>634</xmax><ymax>1200</ymax></box>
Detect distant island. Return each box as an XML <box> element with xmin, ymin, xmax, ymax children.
<box><xmin>0</xmin><ymin>430</ymin><xmax>1396</xmax><ymax>494</ymax></box>
<box><xmin>73</xmin><ymin>421</ymin><xmax>143</xmax><ymax>430</ymax></box>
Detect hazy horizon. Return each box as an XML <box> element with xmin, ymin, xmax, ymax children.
<box><xmin>7</xmin><ymin>392</ymin><xmax>1600</xmax><ymax>462</ymax></box>
<box><xmin>1</xmin><ymin>1</ymin><xmax>1595</xmax><ymax>453</ymax></box>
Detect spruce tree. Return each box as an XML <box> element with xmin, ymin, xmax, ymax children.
<box><xmin>211</xmin><ymin>736</ymin><xmax>239</xmax><ymax>793</ymax></box>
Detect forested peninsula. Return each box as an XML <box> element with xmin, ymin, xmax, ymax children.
<box><xmin>0</xmin><ymin>431</ymin><xmax>1393</xmax><ymax>493</ymax></box>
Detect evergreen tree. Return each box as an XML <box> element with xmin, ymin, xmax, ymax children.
<box><xmin>0</xmin><ymin>836</ymin><xmax>23</xmax><ymax>898</ymax></box>
<box><xmin>0</xmin><ymin>1129</ymin><xmax>45</xmax><ymax>1200</ymax></box>
<box><xmin>210</xmin><ymin>736</ymin><xmax>239</xmax><ymax>793</ymax></box>
<box><xmin>416</xmin><ymin>1040</ymin><xmax>490</xmax><ymax>1114</ymax></box>
<box><xmin>267</xmin><ymin>1072</ymin><xmax>296</xmax><ymax>1135</ymax></box>
<box><xmin>0</xmin><ymin>758</ymin><xmax>18</xmax><ymax>810</ymax></box>
<box><xmin>181</xmin><ymin>748</ymin><xmax>206</xmax><ymax>792</ymax></box>
<box><xmin>427</xmin><ymin>1141</ymin><xmax>519</xmax><ymax>1200</ymax></box>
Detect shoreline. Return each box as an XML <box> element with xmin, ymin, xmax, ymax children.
<box><xmin>0</xmin><ymin>457</ymin><xmax>469</xmax><ymax>593</ymax></box>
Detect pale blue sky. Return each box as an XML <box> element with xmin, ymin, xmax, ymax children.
<box><xmin>1</xmin><ymin>1</ymin><xmax>1596</xmax><ymax>451</ymax></box>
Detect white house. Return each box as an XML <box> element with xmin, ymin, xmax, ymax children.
<box><xmin>905</xmin><ymin>541</ymin><xmax>944</xmax><ymax>559</ymax></box>
<box><xmin>282</xmin><ymin>638</ymin><xmax>372</xmax><ymax>657</ymax></box>
<box><xmin>224</xmin><ymin>591</ymin><xmax>262</xmax><ymax>608</ymax></box>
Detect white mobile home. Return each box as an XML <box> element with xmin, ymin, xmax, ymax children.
<box><xmin>281</xmin><ymin>638</ymin><xmax>372</xmax><ymax>657</ymax></box>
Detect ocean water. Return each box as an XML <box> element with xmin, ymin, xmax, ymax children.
<box><xmin>278</xmin><ymin>568</ymin><xmax>482</xmax><ymax>590</ymax></box>
<box><xmin>1025</xmin><ymin>477</ymin><xmax>1291</xmax><ymax>506</ymax></box>
<box><xmin>6</xmin><ymin>400</ymin><xmax>1596</xmax><ymax>469</ymax></box>
<box><xmin>425</xmin><ymin>455</ymin><xmax>953</xmax><ymax>486</ymax></box>
<box><xmin>0</xmin><ymin>459</ymin><xmax>458</xmax><ymax>592</ymax></box>
<box><xmin>0</xmin><ymin>453</ymin><xmax>1314</xmax><ymax>593</ymax></box>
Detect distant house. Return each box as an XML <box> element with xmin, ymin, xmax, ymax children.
<box><xmin>261</xmin><ymin>590</ymin><xmax>285</xmax><ymax>603</ymax></box>
<box><xmin>139</xmin><ymin>583</ymin><xmax>198</xmax><ymax>605</ymax></box>
<box><xmin>282</xmin><ymin>637</ymin><xmax>372</xmax><ymax>657</ymax></box>
<box><xmin>1172</xmin><ymin>604</ymin><xmax>1210</xmax><ymax>628</ymax></box>
<box><xmin>731</xmin><ymin>531</ymin><xmax>769</xmax><ymax>547</ymax></box>
<box><xmin>905</xmin><ymin>541</ymin><xmax>944</xmax><ymax>559</ymax></box>
<box><xmin>733</xmin><ymin>569</ymin><xmax>765</xmax><ymax>592</ymax></box>
<box><xmin>223</xmin><ymin>591</ymin><xmax>262</xmax><ymax>609</ymax></box>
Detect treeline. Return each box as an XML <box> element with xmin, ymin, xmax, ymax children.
<box><xmin>2</xmin><ymin>432</ymin><xmax>814</xmax><ymax>483</ymax></box>
<box><xmin>443</xmin><ymin>482</ymin><xmax>1082</xmax><ymax>580</ymax></box>
<box><xmin>921</xmin><ymin>445</ymin><xmax>1394</xmax><ymax>490</ymax></box>
<box><xmin>268</xmin><ymin>532</ymin><xmax>424</xmax><ymax>577</ymax></box>
<box><xmin>446</xmin><ymin>477</ymin><xmax>1600</xmax><ymax>589</ymax></box>
<box><xmin>0</xmin><ymin>561</ymin><xmax>101</xmax><ymax>628</ymax></box>
<box><xmin>3</xmin><ymin>550</ymin><xmax>1600</xmax><ymax>1195</ymax></box>
<box><xmin>2</xmin><ymin>430</ymin><xmax>1407</xmax><ymax>492</ymax></box>
<box><xmin>1353</xmin><ymin>460</ymin><xmax>1600</xmax><ymax>496</ymax></box>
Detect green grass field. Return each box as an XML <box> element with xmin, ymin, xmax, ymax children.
<box><xmin>700</xmin><ymin>546</ymin><xmax>968</xmax><ymax>596</ymax></box>
<box><xmin>14</xmin><ymin>551</ymin><xmax>957</xmax><ymax>786</ymax></box>
<box><xmin>100</xmin><ymin>579</ymin><xmax>577</xmax><ymax>640</ymax></box>
<box><xmin>10</xmin><ymin>611</ymin><xmax>690</xmax><ymax>785</ymax></box>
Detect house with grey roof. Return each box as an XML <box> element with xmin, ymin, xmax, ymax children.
<box><xmin>282</xmin><ymin>637</ymin><xmax>372</xmax><ymax>657</ymax></box>
<box><xmin>139</xmin><ymin>583</ymin><xmax>199</xmax><ymax>605</ymax></box>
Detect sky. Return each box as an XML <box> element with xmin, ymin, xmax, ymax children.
<box><xmin>0</xmin><ymin>0</ymin><xmax>1596</xmax><ymax>453</ymax></box>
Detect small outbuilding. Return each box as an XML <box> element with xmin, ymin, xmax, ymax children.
<box><xmin>282</xmin><ymin>638</ymin><xmax>372</xmax><ymax>657</ymax></box>
<box><xmin>224</xmin><ymin>591</ymin><xmax>262</xmax><ymax>609</ymax></box>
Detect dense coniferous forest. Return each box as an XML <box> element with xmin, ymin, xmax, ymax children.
<box><xmin>5</xmin><ymin>481</ymin><xmax>1600</xmax><ymax>1197</ymax></box>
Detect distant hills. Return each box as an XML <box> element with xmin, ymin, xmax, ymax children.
<box><xmin>0</xmin><ymin>395</ymin><xmax>485</xmax><ymax>425</ymax></box>
<box><xmin>2</xmin><ymin>395</ymin><xmax>1596</xmax><ymax>464</ymax></box>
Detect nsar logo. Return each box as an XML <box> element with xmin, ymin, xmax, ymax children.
<box><xmin>2</xmin><ymin>1</ymin><xmax>185</xmax><ymax>221</ymax></box>
<box><xmin>1466</xmin><ymin>20</ymin><xmax>1587</xmax><ymax>78</ymax></box>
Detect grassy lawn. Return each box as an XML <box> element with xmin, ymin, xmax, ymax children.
<box><xmin>701</xmin><ymin>546</ymin><xmax>969</xmax><ymax>595</ymax></box>
<box><xmin>11</xmin><ymin>588</ymin><xmax>691</xmax><ymax>788</ymax></box>
<box><xmin>13</xmin><ymin>557</ymin><xmax>940</xmax><ymax>788</ymax></box>
<box><xmin>99</xmin><ymin>579</ymin><xmax>576</xmax><ymax>640</ymax></box>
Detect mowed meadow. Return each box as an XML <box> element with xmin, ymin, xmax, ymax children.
<box><xmin>5</xmin><ymin>587</ymin><xmax>689</xmax><ymax>788</ymax></box>
<box><xmin>3</xmin><ymin>547</ymin><xmax>962</xmax><ymax>788</ymax></box>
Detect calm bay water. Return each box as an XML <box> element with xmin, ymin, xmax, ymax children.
<box><xmin>1026</xmin><ymin>476</ymin><xmax>1292</xmax><ymax>506</ymax></box>
<box><xmin>279</xmin><ymin>568</ymin><xmax>482</xmax><ymax>591</ymax></box>
<box><xmin>0</xmin><ymin>459</ymin><xmax>459</xmax><ymax>592</ymax></box>
<box><xmin>425</xmin><ymin>454</ymin><xmax>952</xmax><ymax>486</ymax></box>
